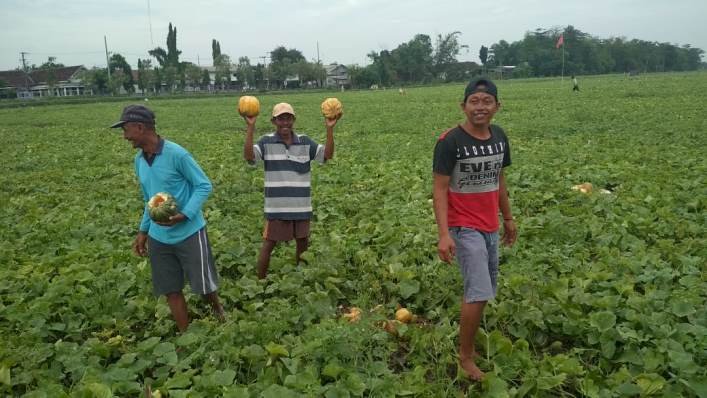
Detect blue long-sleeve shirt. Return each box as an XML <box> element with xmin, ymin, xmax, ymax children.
<box><xmin>136</xmin><ymin>139</ymin><xmax>212</xmax><ymax>244</ymax></box>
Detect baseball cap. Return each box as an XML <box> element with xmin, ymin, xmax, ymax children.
<box><xmin>272</xmin><ymin>103</ymin><xmax>296</xmax><ymax>118</ymax></box>
<box><xmin>464</xmin><ymin>77</ymin><xmax>498</xmax><ymax>101</ymax></box>
<box><xmin>110</xmin><ymin>104</ymin><xmax>156</xmax><ymax>128</ymax></box>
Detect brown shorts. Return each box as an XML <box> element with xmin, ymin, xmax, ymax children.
<box><xmin>263</xmin><ymin>219</ymin><xmax>311</xmax><ymax>241</ymax></box>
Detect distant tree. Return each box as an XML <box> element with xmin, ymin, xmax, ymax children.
<box><xmin>36</xmin><ymin>56</ymin><xmax>64</xmax><ymax>95</ymax></box>
<box><xmin>148</xmin><ymin>34</ymin><xmax>185</xmax><ymax>92</ymax></box>
<box><xmin>479</xmin><ymin>46</ymin><xmax>489</xmax><ymax>69</ymax></box>
<box><xmin>201</xmin><ymin>69</ymin><xmax>211</xmax><ymax>88</ymax></box>
<box><xmin>291</xmin><ymin>60</ymin><xmax>324</xmax><ymax>86</ymax></box>
<box><xmin>253</xmin><ymin>63</ymin><xmax>265</xmax><ymax>89</ymax></box>
<box><xmin>185</xmin><ymin>63</ymin><xmax>203</xmax><ymax>90</ymax></box>
<box><xmin>109</xmin><ymin>53</ymin><xmax>135</xmax><ymax>93</ymax></box>
<box><xmin>212</xmin><ymin>39</ymin><xmax>221</xmax><ymax>63</ymax></box>
<box><xmin>434</xmin><ymin>31</ymin><xmax>465</xmax><ymax>69</ymax></box>
<box><xmin>163</xmin><ymin>65</ymin><xmax>178</xmax><ymax>92</ymax></box>
<box><xmin>79</xmin><ymin>67</ymin><xmax>109</xmax><ymax>95</ymax></box>
<box><xmin>270</xmin><ymin>46</ymin><xmax>305</xmax><ymax>64</ymax></box>
<box><xmin>150</xmin><ymin>23</ymin><xmax>181</xmax><ymax>69</ymax></box>
<box><xmin>166</xmin><ymin>23</ymin><xmax>181</xmax><ymax>67</ymax></box>
<box><xmin>108</xmin><ymin>70</ymin><xmax>128</xmax><ymax>95</ymax></box>
<box><xmin>367</xmin><ymin>50</ymin><xmax>396</xmax><ymax>86</ymax></box>
<box><xmin>533</xmin><ymin>28</ymin><xmax>564</xmax><ymax>75</ymax></box>
<box><xmin>177</xmin><ymin>62</ymin><xmax>188</xmax><ymax>90</ymax></box>
<box><xmin>311</xmin><ymin>61</ymin><xmax>326</xmax><ymax>87</ymax></box>
<box><xmin>489</xmin><ymin>40</ymin><xmax>510</xmax><ymax>66</ymax></box>
<box><xmin>235</xmin><ymin>56</ymin><xmax>254</xmax><ymax>88</ymax></box>
<box><xmin>362</xmin><ymin>26</ymin><xmax>704</xmax><ymax>80</ymax></box>
<box><xmin>269</xmin><ymin>59</ymin><xmax>291</xmax><ymax>87</ymax></box>
<box><xmin>38</xmin><ymin>56</ymin><xmax>64</xmax><ymax>70</ymax></box>
<box><xmin>392</xmin><ymin>34</ymin><xmax>433</xmax><ymax>82</ymax></box>
<box><xmin>137</xmin><ymin>59</ymin><xmax>152</xmax><ymax>92</ymax></box>
<box><xmin>682</xmin><ymin>45</ymin><xmax>705</xmax><ymax>70</ymax></box>
<box><xmin>483</xmin><ymin>26</ymin><xmax>704</xmax><ymax>77</ymax></box>
<box><xmin>149</xmin><ymin>66</ymin><xmax>163</xmax><ymax>93</ymax></box>
<box><xmin>148</xmin><ymin>47</ymin><xmax>168</xmax><ymax>68</ymax></box>
<box><xmin>214</xmin><ymin>54</ymin><xmax>232</xmax><ymax>89</ymax></box>
<box><xmin>269</xmin><ymin>46</ymin><xmax>306</xmax><ymax>88</ymax></box>
<box><xmin>347</xmin><ymin>64</ymin><xmax>378</xmax><ymax>88</ymax></box>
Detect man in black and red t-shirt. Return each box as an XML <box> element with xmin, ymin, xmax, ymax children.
<box><xmin>432</xmin><ymin>77</ymin><xmax>517</xmax><ymax>381</ymax></box>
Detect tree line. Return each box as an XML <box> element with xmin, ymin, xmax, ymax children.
<box><xmin>348</xmin><ymin>26</ymin><xmax>704</xmax><ymax>88</ymax></box>
<box><xmin>10</xmin><ymin>23</ymin><xmax>703</xmax><ymax>96</ymax></box>
<box><xmin>487</xmin><ymin>26</ymin><xmax>704</xmax><ymax>78</ymax></box>
<box><xmin>78</xmin><ymin>23</ymin><xmax>329</xmax><ymax>95</ymax></box>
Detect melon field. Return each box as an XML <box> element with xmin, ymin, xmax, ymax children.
<box><xmin>1</xmin><ymin>72</ymin><xmax>705</xmax><ymax>397</ymax></box>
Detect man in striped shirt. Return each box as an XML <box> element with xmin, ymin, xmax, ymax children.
<box><xmin>243</xmin><ymin>102</ymin><xmax>338</xmax><ymax>278</ymax></box>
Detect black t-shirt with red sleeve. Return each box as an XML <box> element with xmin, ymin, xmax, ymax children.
<box><xmin>433</xmin><ymin>124</ymin><xmax>511</xmax><ymax>232</ymax></box>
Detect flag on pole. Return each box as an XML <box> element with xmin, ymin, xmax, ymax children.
<box><xmin>555</xmin><ymin>34</ymin><xmax>564</xmax><ymax>49</ymax></box>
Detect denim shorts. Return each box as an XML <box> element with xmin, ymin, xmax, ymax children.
<box><xmin>449</xmin><ymin>227</ymin><xmax>499</xmax><ymax>303</ymax></box>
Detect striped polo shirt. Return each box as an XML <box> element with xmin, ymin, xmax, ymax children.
<box><xmin>249</xmin><ymin>132</ymin><xmax>325</xmax><ymax>220</ymax></box>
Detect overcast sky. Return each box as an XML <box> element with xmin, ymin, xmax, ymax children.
<box><xmin>1</xmin><ymin>0</ymin><xmax>705</xmax><ymax>70</ymax></box>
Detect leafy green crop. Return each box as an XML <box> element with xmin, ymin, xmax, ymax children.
<box><xmin>1</xmin><ymin>72</ymin><xmax>705</xmax><ymax>397</ymax></box>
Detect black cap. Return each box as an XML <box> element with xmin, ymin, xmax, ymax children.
<box><xmin>464</xmin><ymin>77</ymin><xmax>498</xmax><ymax>101</ymax></box>
<box><xmin>110</xmin><ymin>105</ymin><xmax>156</xmax><ymax>128</ymax></box>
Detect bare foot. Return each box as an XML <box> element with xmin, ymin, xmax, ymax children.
<box><xmin>460</xmin><ymin>357</ymin><xmax>485</xmax><ymax>381</ymax></box>
<box><xmin>212</xmin><ymin>305</ymin><xmax>226</xmax><ymax>322</ymax></box>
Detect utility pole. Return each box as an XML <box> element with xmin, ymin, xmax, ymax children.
<box><xmin>317</xmin><ymin>40</ymin><xmax>326</xmax><ymax>88</ymax></box>
<box><xmin>259</xmin><ymin>55</ymin><xmax>270</xmax><ymax>90</ymax></box>
<box><xmin>104</xmin><ymin>35</ymin><xmax>112</xmax><ymax>85</ymax></box>
<box><xmin>317</xmin><ymin>41</ymin><xmax>323</xmax><ymax>88</ymax></box>
<box><xmin>20</xmin><ymin>52</ymin><xmax>29</xmax><ymax>71</ymax></box>
<box><xmin>20</xmin><ymin>52</ymin><xmax>30</xmax><ymax>94</ymax></box>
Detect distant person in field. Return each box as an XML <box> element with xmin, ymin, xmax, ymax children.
<box><xmin>432</xmin><ymin>77</ymin><xmax>517</xmax><ymax>381</ymax></box>
<box><xmin>243</xmin><ymin>103</ymin><xmax>339</xmax><ymax>279</ymax></box>
<box><xmin>572</xmin><ymin>75</ymin><xmax>580</xmax><ymax>92</ymax></box>
<box><xmin>112</xmin><ymin>104</ymin><xmax>224</xmax><ymax>333</ymax></box>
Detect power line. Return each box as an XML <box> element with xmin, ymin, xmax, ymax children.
<box><xmin>19</xmin><ymin>51</ymin><xmax>106</xmax><ymax>55</ymax></box>
<box><xmin>259</xmin><ymin>55</ymin><xmax>270</xmax><ymax>89</ymax></box>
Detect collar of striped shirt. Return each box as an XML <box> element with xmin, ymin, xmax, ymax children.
<box><xmin>273</xmin><ymin>132</ymin><xmax>301</xmax><ymax>145</ymax></box>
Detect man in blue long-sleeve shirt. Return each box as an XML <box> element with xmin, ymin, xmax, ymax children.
<box><xmin>111</xmin><ymin>105</ymin><xmax>224</xmax><ymax>332</ymax></box>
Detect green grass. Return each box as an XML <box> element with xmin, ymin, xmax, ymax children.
<box><xmin>1</xmin><ymin>72</ymin><xmax>705</xmax><ymax>397</ymax></box>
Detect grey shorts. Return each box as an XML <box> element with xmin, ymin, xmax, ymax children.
<box><xmin>450</xmin><ymin>227</ymin><xmax>499</xmax><ymax>303</ymax></box>
<box><xmin>148</xmin><ymin>228</ymin><xmax>219</xmax><ymax>296</ymax></box>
